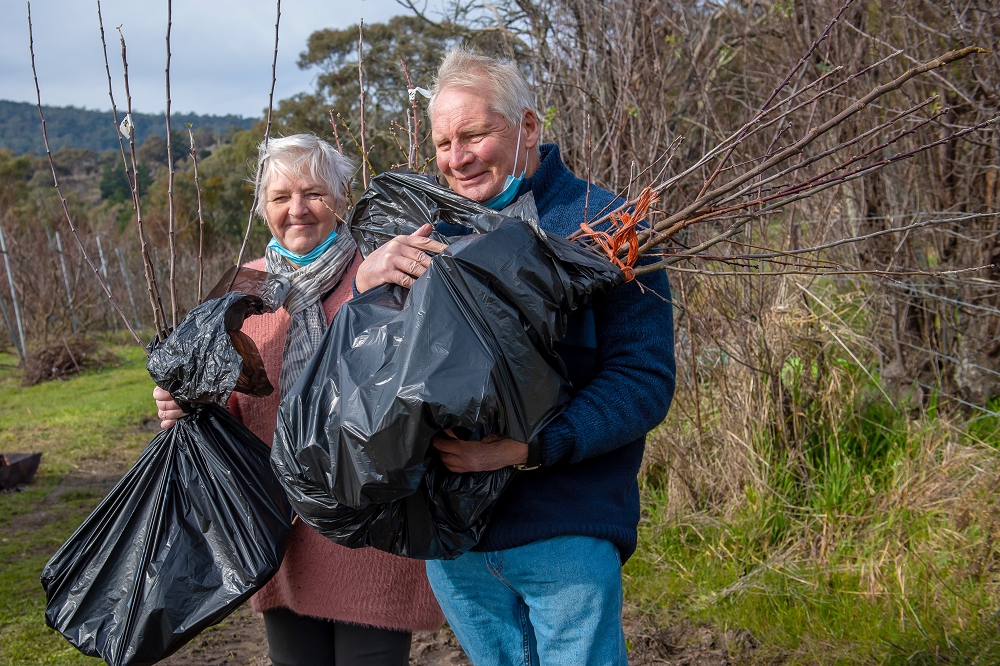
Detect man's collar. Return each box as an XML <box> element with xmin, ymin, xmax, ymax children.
<box><xmin>519</xmin><ymin>143</ymin><xmax>569</xmax><ymax>199</ymax></box>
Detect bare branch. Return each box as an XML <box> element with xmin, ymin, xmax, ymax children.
<box><xmin>27</xmin><ymin>1</ymin><xmax>145</xmax><ymax>350</ymax></box>
<box><xmin>165</xmin><ymin>0</ymin><xmax>178</xmax><ymax>329</ymax></box>
<box><xmin>358</xmin><ymin>20</ymin><xmax>369</xmax><ymax>188</ymax></box>
<box><xmin>231</xmin><ymin>0</ymin><xmax>280</xmax><ymax>288</ymax></box>
<box><xmin>400</xmin><ymin>57</ymin><xmax>420</xmax><ymax>170</ymax></box>
<box><xmin>187</xmin><ymin>125</ymin><xmax>206</xmax><ymax>303</ymax></box>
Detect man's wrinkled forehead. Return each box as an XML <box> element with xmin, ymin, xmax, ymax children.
<box><xmin>430</xmin><ymin>87</ymin><xmax>508</xmax><ymax>139</ymax></box>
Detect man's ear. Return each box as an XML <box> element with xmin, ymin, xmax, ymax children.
<box><xmin>523</xmin><ymin>109</ymin><xmax>541</xmax><ymax>149</ymax></box>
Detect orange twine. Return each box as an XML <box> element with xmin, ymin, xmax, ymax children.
<box><xmin>575</xmin><ymin>187</ymin><xmax>657</xmax><ymax>281</ymax></box>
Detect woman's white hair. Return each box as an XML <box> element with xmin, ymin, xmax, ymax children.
<box><xmin>428</xmin><ymin>49</ymin><xmax>537</xmax><ymax>128</ymax></box>
<box><xmin>254</xmin><ymin>134</ymin><xmax>353</xmax><ymax>220</ymax></box>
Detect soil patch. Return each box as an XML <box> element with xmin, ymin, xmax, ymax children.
<box><xmin>160</xmin><ymin>609</ymin><xmax>474</xmax><ymax>666</ymax></box>
<box><xmin>159</xmin><ymin>604</ymin><xmax>755</xmax><ymax>665</ymax></box>
<box><xmin>160</xmin><ymin>604</ymin><xmax>268</xmax><ymax>666</ymax></box>
<box><xmin>409</xmin><ymin>629</ymin><xmax>471</xmax><ymax>665</ymax></box>
<box><xmin>626</xmin><ymin>615</ymin><xmax>758</xmax><ymax>665</ymax></box>
<box><xmin>6</xmin><ymin>467</ymin><xmax>124</xmax><ymax>544</ymax></box>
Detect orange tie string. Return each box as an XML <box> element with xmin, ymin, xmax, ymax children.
<box><xmin>574</xmin><ymin>187</ymin><xmax>657</xmax><ymax>282</ymax></box>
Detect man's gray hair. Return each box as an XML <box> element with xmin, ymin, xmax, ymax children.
<box><xmin>254</xmin><ymin>134</ymin><xmax>353</xmax><ymax>220</ymax></box>
<box><xmin>428</xmin><ymin>49</ymin><xmax>536</xmax><ymax>128</ymax></box>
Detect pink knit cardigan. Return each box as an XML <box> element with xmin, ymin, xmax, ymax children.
<box><xmin>227</xmin><ymin>254</ymin><xmax>444</xmax><ymax>632</ymax></box>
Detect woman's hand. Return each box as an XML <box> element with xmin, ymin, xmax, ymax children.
<box><xmin>355</xmin><ymin>224</ymin><xmax>447</xmax><ymax>293</ymax></box>
<box><xmin>432</xmin><ymin>430</ymin><xmax>529</xmax><ymax>473</ymax></box>
<box><xmin>153</xmin><ymin>386</ymin><xmax>187</xmax><ymax>429</ymax></box>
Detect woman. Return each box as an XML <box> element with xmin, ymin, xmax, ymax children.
<box><xmin>154</xmin><ymin>134</ymin><xmax>443</xmax><ymax>666</ymax></box>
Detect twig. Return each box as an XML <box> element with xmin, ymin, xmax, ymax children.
<box><xmin>96</xmin><ymin>0</ymin><xmax>134</xmax><ymax>198</ymax></box>
<box><xmin>730</xmin><ymin>50</ymin><xmax>902</xmax><ymax>155</ymax></box>
<box><xmin>841</xmin><ymin>19</ymin><xmax>982</xmax><ymax>112</ymax></box>
<box><xmin>638</xmin><ymin>125</ymin><xmax>996</xmax><ymax>273</ymax></box>
<box><xmin>28</xmin><ymin>2</ymin><xmax>145</xmax><ymax>350</ymax></box>
<box><xmin>328</xmin><ymin>109</ymin><xmax>344</xmax><ymax>153</ymax></box>
<box><xmin>388</xmin><ymin>123</ymin><xmax>410</xmax><ymax>166</ymax></box>
<box><xmin>164</xmin><ymin>0</ymin><xmax>178</xmax><ymax>329</ymax></box>
<box><xmin>187</xmin><ymin>125</ymin><xmax>206</xmax><ymax>302</ymax></box>
<box><xmin>591</xmin><ymin>46</ymin><xmax>920</xmax><ymax>239</ymax></box>
<box><xmin>694</xmin><ymin>0</ymin><xmax>856</xmax><ymax>200</ymax></box>
<box><xmin>680</xmin><ymin>213</ymin><xmax>997</xmax><ymax>261</ymax></box>
<box><xmin>650</xmin><ymin>264</ymin><xmax>993</xmax><ymax>278</ymax></box>
<box><xmin>612</xmin><ymin>46</ymin><xmax>987</xmax><ymax>255</ymax></box>
<box><xmin>400</xmin><ymin>57</ymin><xmax>420</xmax><ymax>170</ymax></box>
<box><xmin>117</xmin><ymin>25</ymin><xmax>168</xmax><ymax>340</ymax></box>
<box><xmin>358</xmin><ymin>19</ymin><xmax>368</xmax><ymax>188</ymax></box>
<box><xmin>62</xmin><ymin>337</ymin><xmax>81</xmax><ymax>373</ymax></box>
<box><xmin>337</xmin><ymin>113</ymin><xmax>376</xmax><ymax>178</ymax></box>
<box><xmin>575</xmin><ymin>142</ymin><xmax>683</xmax><ymax>229</ymax></box>
<box><xmin>569</xmin><ymin>136</ymin><xmax>688</xmax><ymax>238</ymax></box>
<box><xmin>584</xmin><ymin>114</ymin><xmax>592</xmax><ymax>224</ymax></box>
<box><xmin>705</xmin><ymin>97</ymin><xmax>939</xmax><ymax>216</ymax></box>
<box><xmin>231</xmin><ymin>0</ymin><xmax>280</xmax><ymax>288</ymax></box>
<box><xmin>638</xmin><ymin>103</ymin><xmax>948</xmax><ymax>253</ymax></box>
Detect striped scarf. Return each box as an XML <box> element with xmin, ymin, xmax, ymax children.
<box><xmin>265</xmin><ymin>228</ymin><xmax>357</xmax><ymax>397</ymax></box>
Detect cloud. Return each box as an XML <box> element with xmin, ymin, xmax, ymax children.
<box><xmin>1</xmin><ymin>0</ymin><xmax>404</xmax><ymax>117</ymax></box>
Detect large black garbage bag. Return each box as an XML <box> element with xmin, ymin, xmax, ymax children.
<box><xmin>349</xmin><ymin>169</ymin><xmax>544</xmax><ymax>255</ymax></box>
<box><xmin>42</xmin><ymin>272</ymin><xmax>294</xmax><ymax>666</ymax></box>
<box><xmin>272</xmin><ymin>179</ymin><xmax>622</xmax><ymax>559</ymax></box>
<box><xmin>349</xmin><ymin>171</ymin><xmax>497</xmax><ymax>254</ymax></box>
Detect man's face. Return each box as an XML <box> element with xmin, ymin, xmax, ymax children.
<box><xmin>432</xmin><ymin>87</ymin><xmax>522</xmax><ymax>202</ymax></box>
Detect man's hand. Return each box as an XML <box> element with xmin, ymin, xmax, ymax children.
<box><xmin>153</xmin><ymin>386</ymin><xmax>187</xmax><ymax>429</ymax></box>
<box><xmin>432</xmin><ymin>431</ymin><xmax>529</xmax><ymax>473</ymax></box>
<box><xmin>355</xmin><ymin>224</ymin><xmax>447</xmax><ymax>293</ymax></box>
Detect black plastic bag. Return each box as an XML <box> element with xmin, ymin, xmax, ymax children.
<box><xmin>349</xmin><ymin>171</ymin><xmax>497</xmax><ymax>254</ymax></box>
<box><xmin>272</xmin><ymin>173</ymin><xmax>621</xmax><ymax>559</ymax></box>
<box><xmin>42</xmin><ymin>273</ymin><xmax>294</xmax><ymax>666</ymax></box>
<box><xmin>146</xmin><ymin>269</ymin><xmax>288</xmax><ymax>406</ymax></box>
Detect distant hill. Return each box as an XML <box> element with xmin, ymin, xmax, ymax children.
<box><xmin>0</xmin><ymin>100</ymin><xmax>258</xmax><ymax>154</ymax></box>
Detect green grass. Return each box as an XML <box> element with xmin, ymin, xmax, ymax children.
<box><xmin>0</xmin><ymin>339</ymin><xmax>155</xmax><ymax>666</ymax></box>
<box><xmin>4</xmin><ymin>334</ymin><xmax>999</xmax><ymax>665</ymax></box>
<box><xmin>626</xmin><ymin>398</ymin><xmax>1000</xmax><ymax>664</ymax></box>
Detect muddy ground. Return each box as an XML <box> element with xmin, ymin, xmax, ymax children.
<box><xmin>158</xmin><ymin>601</ymin><xmax>750</xmax><ymax>666</ymax></box>
<box><xmin>158</xmin><ymin>605</ymin><xmax>474</xmax><ymax>666</ymax></box>
<box><xmin>36</xmin><ymin>461</ymin><xmax>753</xmax><ymax>666</ymax></box>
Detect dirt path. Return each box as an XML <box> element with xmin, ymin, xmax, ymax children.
<box><xmin>159</xmin><ymin>601</ymin><xmax>748</xmax><ymax>665</ymax></box>
<box><xmin>159</xmin><ymin>605</ymin><xmax>472</xmax><ymax>666</ymax></box>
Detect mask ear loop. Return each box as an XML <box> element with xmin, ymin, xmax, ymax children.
<box><xmin>511</xmin><ymin>116</ymin><xmax>525</xmax><ymax>179</ymax></box>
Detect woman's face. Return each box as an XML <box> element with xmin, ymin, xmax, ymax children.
<box><xmin>263</xmin><ymin>169</ymin><xmax>339</xmax><ymax>259</ymax></box>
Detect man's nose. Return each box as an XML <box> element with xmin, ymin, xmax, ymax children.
<box><xmin>448</xmin><ymin>143</ymin><xmax>475</xmax><ymax>171</ymax></box>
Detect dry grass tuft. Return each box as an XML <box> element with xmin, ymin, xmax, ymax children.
<box><xmin>22</xmin><ymin>335</ymin><xmax>119</xmax><ymax>386</ymax></box>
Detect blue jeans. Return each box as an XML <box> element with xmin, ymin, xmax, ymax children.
<box><xmin>425</xmin><ymin>535</ymin><xmax>628</xmax><ymax>666</ymax></box>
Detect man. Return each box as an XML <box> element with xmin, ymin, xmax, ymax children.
<box><xmin>355</xmin><ymin>49</ymin><xmax>675</xmax><ymax>666</ymax></box>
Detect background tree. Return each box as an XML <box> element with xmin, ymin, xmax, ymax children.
<box><xmin>271</xmin><ymin>15</ymin><xmax>469</xmax><ymax>174</ymax></box>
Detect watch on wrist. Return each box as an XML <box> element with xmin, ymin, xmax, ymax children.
<box><xmin>514</xmin><ymin>439</ymin><xmax>541</xmax><ymax>471</ymax></box>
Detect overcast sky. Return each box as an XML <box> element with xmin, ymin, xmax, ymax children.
<box><xmin>1</xmin><ymin>0</ymin><xmax>411</xmax><ymax>117</ymax></box>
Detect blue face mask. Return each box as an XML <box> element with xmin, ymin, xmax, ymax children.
<box><xmin>267</xmin><ymin>229</ymin><xmax>338</xmax><ymax>265</ymax></box>
<box><xmin>483</xmin><ymin>119</ymin><xmax>526</xmax><ymax>211</ymax></box>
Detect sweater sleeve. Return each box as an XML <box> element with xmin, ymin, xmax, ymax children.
<box><xmin>226</xmin><ymin>391</ymin><xmax>243</xmax><ymax>423</ymax></box>
<box><xmin>539</xmin><ymin>266</ymin><xmax>676</xmax><ymax>465</ymax></box>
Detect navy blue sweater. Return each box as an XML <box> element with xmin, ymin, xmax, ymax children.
<box><xmin>464</xmin><ymin>144</ymin><xmax>677</xmax><ymax>561</ymax></box>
